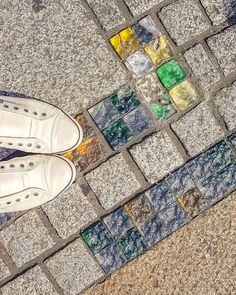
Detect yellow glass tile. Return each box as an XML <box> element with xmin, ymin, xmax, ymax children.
<box><xmin>177</xmin><ymin>196</ymin><xmax>187</xmax><ymax>209</ymax></box>
<box><xmin>169</xmin><ymin>80</ymin><xmax>198</xmax><ymax>111</ymax></box>
<box><xmin>110</xmin><ymin>27</ymin><xmax>140</xmax><ymax>60</ymax></box>
<box><xmin>144</xmin><ymin>36</ymin><xmax>172</xmax><ymax>66</ymax></box>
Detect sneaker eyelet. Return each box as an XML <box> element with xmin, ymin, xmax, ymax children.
<box><xmin>18</xmin><ymin>143</ymin><xmax>23</xmax><ymax>146</ymax></box>
<box><xmin>9</xmin><ymin>164</ymin><xmax>15</xmax><ymax>168</ymax></box>
<box><xmin>6</xmin><ymin>201</ymin><xmax>11</xmax><ymax>205</ymax></box>
<box><xmin>24</xmin><ymin>109</ymin><xmax>29</xmax><ymax>112</ymax></box>
<box><xmin>27</xmin><ymin>143</ymin><xmax>32</xmax><ymax>147</ymax></box>
<box><xmin>33</xmin><ymin>192</ymin><xmax>39</xmax><ymax>197</ymax></box>
<box><xmin>42</xmin><ymin>113</ymin><xmax>47</xmax><ymax>117</ymax></box>
<box><xmin>20</xmin><ymin>164</ymin><xmax>25</xmax><ymax>168</ymax></box>
<box><xmin>14</xmin><ymin>106</ymin><xmax>19</xmax><ymax>110</ymax></box>
<box><xmin>0</xmin><ymin>166</ymin><xmax>5</xmax><ymax>169</ymax></box>
<box><xmin>29</xmin><ymin>162</ymin><xmax>34</xmax><ymax>167</ymax></box>
<box><xmin>4</xmin><ymin>105</ymin><xmax>9</xmax><ymax>108</ymax></box>
<box><xmin>33</xmin><ymin>111</ymin><xmax>38</xmax><ymax>115</ymax></box>
<box><xmin>15</xmin><ymin>198</ymin><xmax>21</xmax><ymax>202</ymax></box>
<box><xmin>36</xmin><ymin>145</ymin><xmax>41</xmax><ymax>149</ymax></box>
<box><xmin>25</xmin><ymin>195</ymin><xmax>30</xmax><ymax>199</ymax></box>
<box><xmin>8</xmin><ymin>143</ymin><xmax>13</xmax><ymax>146</ymax></box>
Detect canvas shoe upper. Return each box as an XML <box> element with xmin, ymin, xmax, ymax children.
<box><xmin>0</xmin><ymin>96</ymin><xmax>83</xmax><ymax>154</ymax></box>
<box><xmin>0</xmin><ymin>154</ymin><xmax>76</xmax><ymax>213</ymax></box>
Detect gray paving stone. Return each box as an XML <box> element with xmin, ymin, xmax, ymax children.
<box><xmin>159</xmin><ymin>0</ymin><xmax>209</xmax><ymax>46</ymax></box>
<box><xmin>214</xmin><ymin>81</ymin><xmax>236</xmax><ymax>131</ymax></box>
<box><xmin>42</xmin><ymin>184</ymin><xmax>97</xmax><ymax>239</ymax></box>
<box><xmin>130</xmin><ymin>131</ymin><xmax>184</xmax><ymax>183</ymax></box>
<box><xmin>45</xmin><ymin>239</ymin><xmax>104</xmax><ymax>295</ymax></box>
<box><xmin>207</xmin><ymin>26</ymin><xmax>236</xmax><ymax>75</ymax></box>
<box><xmin>124</xmin><ymin>0</ymin><xmax>163</xmax><ymax>16</ymax></box>
<box><xmin>0</xmin><ymin>211</ymin><xmax>54</xmax><ymax>267</ymax></box>
<box><xmin>0</xmin><ymin>258</ymin><xmax>10</xmax><ymax>281</ymax></box>
<box><xmin>85</xmin><ymin>153</ymin><xmax>141</xmax><ymax>210</ymax></box>
<box><xmin>201</xmin><ymin>0</ymin><xmax>236</xmax><ymax>25</ymax></box>
<box><xmin>184</xmin><ymin>44</ymin><xmax>220</xmax><ymax>89</ymax></box>
<box><xmin>172</xmin><ymin>103</ymin><xmax>224</xmax><ymax>157</ymax></box>
<box><xmin>0</xmin><ymin>0</ymin><xmax>127</xmax><ymax>115</ymax></box>
<box><xmin>86</xmin><ymin>0</ymin><xmax>126</xmax><ymax>31</ymax></box>
<box><xmin>1</xmin><ymin>266</ymin><xmax>58</xmax><ymax>295</ymax></box>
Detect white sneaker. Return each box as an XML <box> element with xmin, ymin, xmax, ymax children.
<box><xmin>0</xmin><ymin>96</ymin><xmax>83</xmax><ymax>154</ymax></box>
<box><xmin>0</xmin><ymin>154</ymin><xmax>76</xmax><ymax>213</ymax></box>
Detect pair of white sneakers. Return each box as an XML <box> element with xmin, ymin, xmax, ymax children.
<box><xmin>0</xmin><ymin>96</ymin><xmax>83</xmax><ymax>213</ymax></box>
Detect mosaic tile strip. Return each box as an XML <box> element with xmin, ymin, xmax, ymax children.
<box><xmin>81</xmin><ymin>135</ymin><xmax>236</xmax><ymax>273</ymax></box>
<box><xmin>64</xmin><ymin>114</ymin><xmax>106</xmax><ymax>171</ymax></box>
<box><xmin>89</xmin><ymin>86</ymin><xmax>151</xmax><ymax>150</ymax></box>
<box><xmin>109</xmin><ymin>16</ymin><xmax>199</xmax><ymax>122</ymax></box>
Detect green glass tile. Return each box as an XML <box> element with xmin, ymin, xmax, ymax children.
<box><xmin>109</xmin><ymin>86</ymin><xmax>140</xmax><ymax>115</ymax></box>
<box><xmin>156</xmin><ymin>59</ymin><xmax>187</xmax><ymax>89</ymax></box>
<box><xmin>149</xmin><ymin>102</ymin><xmax>175</xmax><ymax>119</ymax></box>
<box><xmin>102</xmin><ymin>118</ymin><xmax>133</xmax><ymax>150</ymax></box>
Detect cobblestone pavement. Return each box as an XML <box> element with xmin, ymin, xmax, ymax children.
<box><xmin>0</xmin><ymin>0</ymin><xmax>235</xmax><ymax>294</ymax></box>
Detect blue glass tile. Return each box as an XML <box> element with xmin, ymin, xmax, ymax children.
<box><xmin>146</xmin><ymin>180</ymin><xmax>175</xmax><ymax>212</ymax></box>
<box><xmin>229</xmin><ymin>133</ymin><xmax>236</xmax><ymax>148</ymax></box>
<box><xmin>185</xmin><ymin>153</ymin><xmax>214</xmax><ymax>183</ymax></box>
<box><xmin>88</xmin><ymin>98</ymin><xmax>120</xmax><ymax>130</ymax></box>
<box><xmin>95</xmin><ymin>243</ymin><xmax>126</xmax><ymax>274</ymax></box>
<box><xmin>166</xmin><ymin>167</ymin><xmax>195</xmax><ymax>196</ymax></box>
<box><xmin>123</xmin><ymin>107</ymin><xmax>151</xmax><ymax>136</ymax></box>
<box><xmin>205</xmin><ymin>141</ymin><xmax>234</xmax><ymax>171</ymax></box>
<box><xmin>158</xmin><ymin>202</ymin><xmax>187</xmax><ymax>233</ymax></box>
<box><xmin>132</xmin><ymin>23</ymin><xmax>153</xmax><ymax>45</ymax></box>
<box><xmin>218</xmin><ymin>163</ymin><xmax>236</xmax><ymax>192</ymax></box>
<box><xmin>103</xmin><ymin>207</ymin><xmax>133</xmax><ymax>238</ymax></box>
<box><xmin>0</xmin><ymin>213</ymin><xmax>12</xmax><ymax>226</ymax></box>
<box><xmin>109</xmin><ymin>86</ymin><xmax>140</xmax><ymax>115</ymax></box>
<box><xmin>102</xmin><ymin>118</ymin><xmax>133</xmax><ymax>150</ymax></box>
<box><xmin>140</xmin><ymin>213</ymin><xmax>168</xmax><ymax>246</ymax></box>
<box><xmin>118</xmin><ymin>228</ymin><xmax>147</xmax><ymax>261</ymax></box>
<box><xmin>81</xmin><ymin>221</ymin><xmax>113</xmax><ymax>253</ymax></box>
<box><xmin>199</xmin><ymin>174</ymin><xmax>228</xmax><ymax>206</ymax></box>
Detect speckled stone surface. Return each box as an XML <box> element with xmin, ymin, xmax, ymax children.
<box><xmin>172</xmin><ymin>103</ymin><xmax>224</xmax><ymax>156</ymax></box>
<box><xmin>207</xmin><ymin>26</ymin><xmax>236</xmax><ymax>75</ymax></box>
<box><xmin>159</xmin><ymin>0</ymin><xmax>209</xmax><ymax>46</ymax></box>
<box><xmin>0</xmin><ymin>211</ymin><xmax>54</xmax><ymax>267</ymax></box>
<box><xmin>42</xmin><ymin>184</ymin><xmax>97</xmax><ymax>239</ymax></box>
<box><xmin>130</xmin><ymin>131</ymin><xmax>184</xmax><ymax>183</ymax></box>
<box><xmin>0</xmin><ymin>0</ymin><xmax>127</xmax><ymax>115</ymax></box>
<box><xmin>124</xmin><ymin>0</ymin><xmax>163</xmax><ymax>16</ymax></box>
<box><xmin>83</xmin><ymin>192</ymin><xmax>236</xmax><ymax>295</ymax></box>
<box><xmin>0</xmin><ymin>258</ymin><xmax>10</xmax><ymax>282</ymax></box>
<box><xmin>214</xmin><ymin>81</ymin><xmax>236</xmax><ymax>131</ymax></box>
<box><xmin>86</xmin><ymin>0</ymin><xmax>125</xmax><ymax>30</ymax></box>
<box><xmin>1</xmin><ymin>266</ymin><xmax>58</xmax><ymax>295</ymax></box>
<box><xmin>201</xmin><ymin>0</ymin><xmax>236</xmax><ymax>25</ymax></box>
<box><xmin>45</xmin><ymin>239</ymin><xmax>104</xmax><ymax>295</ymax></box>
<box><xmin>184</xmin><ymin>44</ymin><xmax>221</xmax><ymax>89</ymax></box>
<box><xmin>85</xmin><ymin>153</ymin><xmax>141</xmax><ymax>209</ymax></box>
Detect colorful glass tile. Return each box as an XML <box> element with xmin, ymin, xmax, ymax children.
<box><xmin>109</xmin><ymin>86</ymin><xmax>140</xmax><ymax>115</ymax></box>
<box><xmin>0</xmin><ymin>213</ymin><xmax>12</xmax><ymax>226</ymax></box>
<box><xmin>177</xmin><ymin>187</ymin><xmax>207</xmax><ymax>219</ymax></box>
<box><xmin>165</xmin><ymin>166</ymin><xmax>195</xmax><ymax>197</ymax></box>
<box><xmin>124</xmin><ymin>194</ymin><xmax>155</xmax><ymax>226</ymax></box>
<box><xmin>169</xmin><ymin>80</ymin><xmax>198</xmax><ymax>110</ymax></box>
<box><xmin>218</xmin><ymin>163</ymin><xmax>236</xmax><ymax>193</ymax></box>
<box><xmin>138</xmin><ymin>16</ymin><xmax>160</xmax><ymax>38</ymax></box>
<box><xmin>140</xmin><ymin>213</ymin><xmax>168</xmax><ymax>246</ymax></box>
<box><xmin>81</xmin><ymin>221</ymin><xmax>113</xmax><ymax>253</ymax></box>
<box><xmin>95</xmin><ymin>243</ymin><xmax>126</xmax><ymax>274</ymax></box>
<box><xmin>132</xmin><ymin>23</ymin><xmax>153</xmax><ymax>45</ymax></box>
<box><xmin>158</xmin><ymin>201</ymin><xmax>187</xmax><ymax>233</ymax></box>
<box><xmin>64</xmin><ymin>135</ymin><xmax>106</xmax><ymax>172</ymax></box>
<box><xmin>76</xmin><ymin>114</ymin><xmax>94</xmax><ymax>139</ymax></box>
<box><xmin>88</xmin><ymin>98</ymin><xmax>119</xmax><ymax>130</ymax></box>
<box><xmin>118</xmin><ymin>228</ymin><xmax>147</xmax><ymax>260</ymax></box>
<box><xmin>102</xmin><ymin>118</ymin><xmax>133</xmax><ymax>150</ymax></box>
<box><xmin>205</xmin><ymin>141</ymin><xmax>235</xmax><ymax>171</ymax></box>
<box><xmin>145</xmin><ymin>36</ymin><xmax>173</xmax><ymax>66</ymax></box>
<box><xmin>123</xmin><ymin>107</ymin><xmax>151</xmax><ymax>136</ymax></box>
<box><xmin>135</xmin><ymin>72</ymin><xmax>162</xmax><ymax>103</ymax></box>
<box><xmin>103</xmin><ymin>207</ymin><xmax>134</xmax><ymax>238</ymax></box>
<box><xmin>146</xmin><ymin>180</ymin><xmax>175</xmax><ymax>212</ymax></box>
<box><xmin>199</xmin><ymin>174</ymin><xmax>227</xmax><ymax>206</ymax></box>
<box><xmin>156</xmin><ymin>59</ymin><xmax>187</xmax><ymax>89</ymax></box>
<box><xmin>185</xmin><ymin>153</ymin><xmax>214</xmax><ymax>183</ymax></box>
<box><xmin>148</xmin><ymin>94</ymin><xmax>175</xmax><ymax>120</ymax></box>
<box><xmin>110</xmin><ymin>28</ymin><xmax>140</xmax><ymax>60</ymax></box>
<box><xmin>125</xmin><ymin>51</ymin><xmax>154</xmax><ymax>77</ymax></box>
